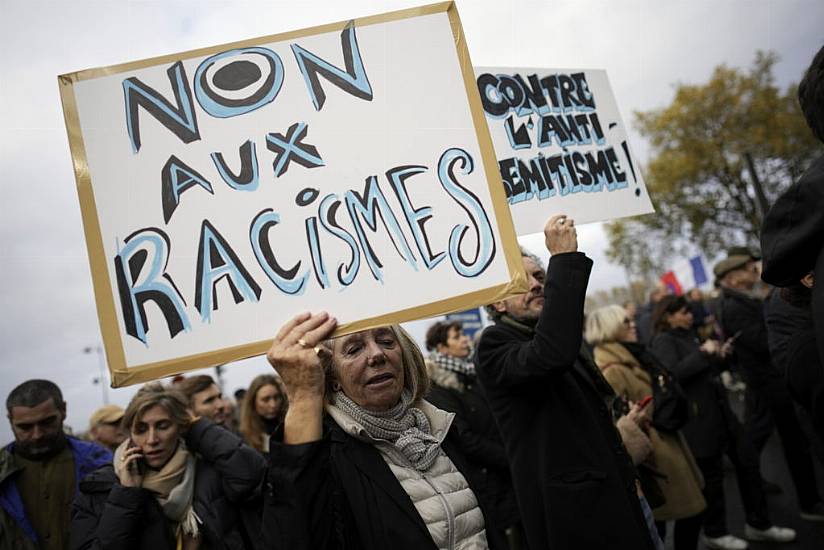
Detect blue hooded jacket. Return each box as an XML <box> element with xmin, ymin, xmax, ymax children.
<box><xmin>0</xmin><ymin>436</ymin><xmax>111</xmax><ymax>546</ymax></box>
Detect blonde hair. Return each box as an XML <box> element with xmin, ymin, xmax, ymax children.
<box><xmin>239</xmin><ymin>374</ymin><xmax>287</xmax><ymax>452</ymax></box>
<box><xmin>584</xmin><ymin>305</ymin><xmax>628</xmax><ymax>346</ymax></box>
<box><xmin>121</xmin><ymin>382</ymin><xmax>190</xmax><ymax>434</ymax></box>
<box><xmin>320</xmin><ymin>325</ymin><xmax>430</xmax><ymax>404</ymax></box>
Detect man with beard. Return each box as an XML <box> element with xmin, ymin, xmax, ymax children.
<box><xmin>1</xmin><ymin>380</ymin><xmax>111</xmax><ymax>550</ymax></box>
<box><xmin>476</xmin><ymin>214</ymin><xmax>660</xmax><ymax>550</ymax></box>
<box><xmin>177</xmin><ymin>375</ymin><xmax>231</xmax><ymax>429</ymax></box>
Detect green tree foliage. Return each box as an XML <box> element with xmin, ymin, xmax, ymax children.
<box><xmin>606</xmin><ymin>51</ymin><xmax>820</xmax><ymax>278</ymax></box>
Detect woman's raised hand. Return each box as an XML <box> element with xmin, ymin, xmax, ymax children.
<box><xmin>267</xmin><ymin>312</ymin><xmax>337</xmax><ymax>400</ymax></box>
<box><xmin>116</xmin><ymin>444</ymin><xmax>144</xmax><ymax>488</ymax></box>
<box><xmin>267</xmin><ymin>312</ymin><xmax>337</xmax><ymax>444</ymax></box>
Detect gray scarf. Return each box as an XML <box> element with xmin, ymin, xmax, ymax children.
<box><xmin>333</xmin><ymin>390</ymin><xmax>441</xmax><ymax>471</ymax></box>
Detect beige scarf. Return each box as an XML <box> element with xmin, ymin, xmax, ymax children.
<box><xmin>114</xmin><ymin>439</ymin><xmax>200</xmax><ymax>549</ymax></box>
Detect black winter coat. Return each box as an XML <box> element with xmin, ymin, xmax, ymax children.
<box><xmin>476</xmin><ymin>252</ymin><xmax>656</xmax><ymax>550</ymax></box>
<box><xmin>261</xmin><ymin>415</ymin><xmax>486</xmax><ymax>550</ymax></box>
<box><xmin>649</xmin><ymin>328</ymin><xmax>732</xmax><ymax>458</ymax></box>
<box><xmin>427</xmin><ymin>369</ymin><xmax>521</xmax><ymax>536</ymax></box>
<box><xmin>719</xmin><ymin>288</ymin><xmax>777</xmax><ymax>387</ymax></box>
<box><xmin>70</xmin><ymin>419</ymin><xmax>266</xmax><ymax>550</ymax></box>
<box><xmin>765</xmin><ymin>291</ymin><xmax>824</xmax><ymax>440</ymax></box>
<box><xmin>764</xmin><ymin>289</ymin><xmax>811</xmax><ymax>375</ymax></box>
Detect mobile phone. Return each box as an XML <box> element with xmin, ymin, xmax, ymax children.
<box><xmin>638</xmin><ymin>395</ymin><xmax>653</xmax><ymax>409</ymax></box>
<box><xmin>127</xmin><ymin>439</ymin><xmax>146</xmax><ymax>475</ymax></box>
<box><xmin>727</xmin><ymin>330</ymin><xmax>743</xmax><ymax>343</ymax></box>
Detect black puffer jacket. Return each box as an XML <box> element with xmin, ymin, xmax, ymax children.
<box><xmin>649</xmin><ymin>328</ymin><xmax>732</xmax><ymax>458</ymax></box>
<box><xmin>70</xmin><ymin>419</ymin><xmax>266</xmax><ymax>550</ymax></box>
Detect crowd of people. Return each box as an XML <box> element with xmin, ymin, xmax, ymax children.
<box><xmin>2</xmin><ymin>45</ymin><xmax>823</xmax><ymax>550</ymax></box>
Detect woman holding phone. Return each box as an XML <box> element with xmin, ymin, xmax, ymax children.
<box><xmin>649</xmin><ymin>295</ymin><xmax>795</xmax><ymax>550</ymax></box>
<box><xmin>585</xmin><ymin>304</ymin><xmax>705</xmax><ymax>550</ymax></box>
<box><xmin>70</xmin><ymin>383</ymin><xmax>266</xmax><ymax>550</ymax></box>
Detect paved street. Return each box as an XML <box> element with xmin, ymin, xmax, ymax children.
<box><xmin>662</xmin><ymin>393</ymin><xmax>824</xmax><ymax>550</ymax></box>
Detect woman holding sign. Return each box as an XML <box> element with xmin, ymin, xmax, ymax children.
<box><xmin>262</xmin><ymin>314</ymin><xmax>491</xmax><ymax>550</ymax></box>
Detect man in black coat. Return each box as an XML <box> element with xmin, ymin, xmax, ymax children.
<box><xmin>760</xmin><ymin>44</ymin><xmax>824</xmax><ymax>503</ymax></box>
<box><xmin>476</xmin><ymin>214</ymin><xmax>659</xmax><ymax>550</ymax></box>
<box><xmin>715</xmin><ymin>256</ymin><xmax>824</xmax><ymax>521</ymax></box>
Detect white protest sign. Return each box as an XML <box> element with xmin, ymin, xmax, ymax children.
<box><xmin>475</xmin><ymin>67</ymin><xmax>654</xmax><ymax>235</ymax></box>
<box><xmin>59</xmin><ymin>3</ymin><xmax>525</xmax><ymax>387</ymax></box>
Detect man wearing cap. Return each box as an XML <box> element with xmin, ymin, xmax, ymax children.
<box><xmin>715</xmin><ymin>254</ymin><xmax>824</xmax><ymax>523</ymax></box>
<box><xmin>87</xmin><ymin>404</ymin><xmax>126</xmax><ymax>452</ymax></box>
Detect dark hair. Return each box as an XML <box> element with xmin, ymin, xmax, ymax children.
<box><xmin>425</xmin><ymin>321</ymin><xmax>462</xmax><ymax>351</ymax></box>
<box><xmin>799</xmin><ymin>45</ymin><xmax>824</xmax><ymax>143</ymax></box>
<box><xmin>176</xmin><ymin>375</ymin><xmax>217</xmax><ymax>405</ymax></box>
<box><xmin>6</xmin><ymin>380</ymin><xmax>64</xmax><ymax>414</ymax></box>
<box><xmin>652</xmin><ymin>295</ymin><xmax>689</xmax><ymax>334</ymax></box>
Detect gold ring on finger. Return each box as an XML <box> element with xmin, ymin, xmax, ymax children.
<box><xmin>314</xmin><ymin>346</ymin><xmax>323</xmax><ymax>356</ymax></box>
<box><xmin>297</xmin><ymin>338</ymin><xmax>309</xmax><ymax>348</ymax></box>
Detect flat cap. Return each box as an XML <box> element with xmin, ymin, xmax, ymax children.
<box><xmin>713</xmin><ymin>255</ymin><xmax>752</xmax><ymax>280</ymax></box>
<box><xmin>89</xmin><ymin>404</ymin><xmax>124</xmax><ymax>428</ymax></box>
<box><xmin>727</xmin><ymin>246</ymin><xmax>761</xmax><ymax>261</ymax></box>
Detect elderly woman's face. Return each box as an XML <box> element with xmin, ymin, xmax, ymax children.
<box><xmin>332</xmin><ymin>327</ymin><xmax>405</xmax><ymax>411</ymax></box>
<box><xmin>130</xmin><ymin>405</ymin><xmax>180</xmax><ymax>469</ymax></box>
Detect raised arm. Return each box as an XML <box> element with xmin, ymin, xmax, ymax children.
<box><xmin>262</xmin><ymin>312</ymin><xmax>343</xmax><ymax>550</ymax></box>
<box><xmin>266</xmin><ymin>311</ymin><xmax>337</xmax><ymax>444</ymax></box>
<box><xmin>477</xmin><ymin>215</ymin><xmax>593</xmax><ymax>388</ymax></box>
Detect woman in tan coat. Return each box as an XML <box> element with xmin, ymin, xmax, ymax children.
<box><xmin>586</xmin><ymin>304</ymin><xmax>706</xmax><ymax>550</ymax></box>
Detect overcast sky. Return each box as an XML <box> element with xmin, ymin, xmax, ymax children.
<box><xmin>1</xmin><ymin>0</ymin><xmax>821</xmax><ymax>443</ymax></box>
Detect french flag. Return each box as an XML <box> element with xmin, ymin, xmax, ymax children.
<box><xmin>660</xmin><ymin>255</ymin><xmax>709</xmax><ymax>295</ymax></box>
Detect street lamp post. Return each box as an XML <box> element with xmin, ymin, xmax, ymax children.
<box><xmin>84</xmin><ymin>345</ymin><xmax>109</xmax><ymax>405</ymax></box>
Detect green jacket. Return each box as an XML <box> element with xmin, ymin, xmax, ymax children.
<box><xmin>0</xmin><ymin>438</ymin><xmax>111</xmax><ymax>550</ymax></box>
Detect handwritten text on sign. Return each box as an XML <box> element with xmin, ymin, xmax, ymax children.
<box><xmin>62</xmin><ymin>7</ymin><xmax>519</xmax><ymax>381</ymax></box>
<box><xmin>475</xmin><ymin>67</ymin><xmax>653</xmax><ymax>235</ymax></box>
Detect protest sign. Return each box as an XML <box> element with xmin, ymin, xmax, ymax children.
<box><xmin>475</xmin><ymin>67</ymin><xmax>654</xmax><ymax>235</ymax></box>
<box><xmin>59</xmin><ymin>2</ymin><xmax>525</xmax><ymax>387</ymax></box>
<box><xmin>446</xmin><ymin>308</ymin><xmax>484</xmax><ymax>339</ymax></box>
